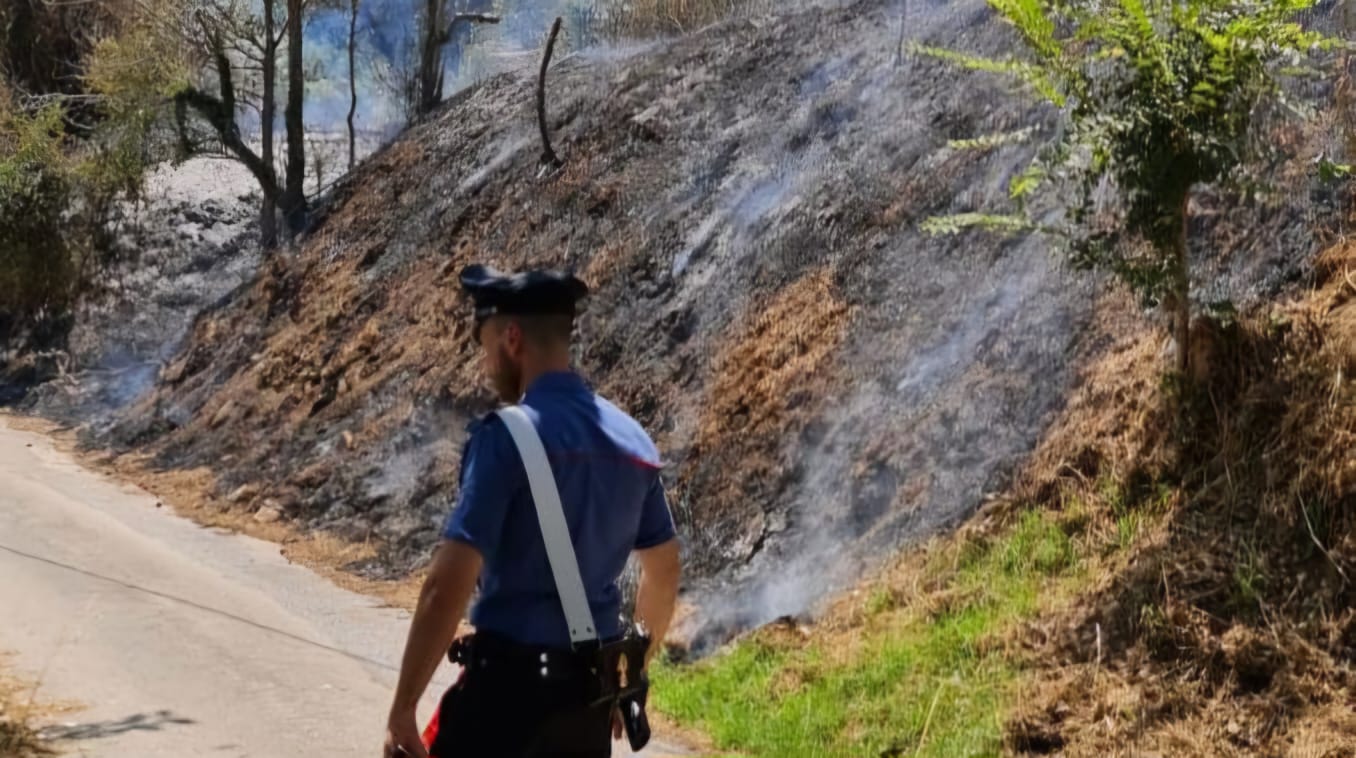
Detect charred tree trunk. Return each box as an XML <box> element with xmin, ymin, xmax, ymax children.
<box><xmin>894</xmin><ymin>0</ymin><xmax>907</xmax><ymax>67</ymax></box>
<box><xmin>536</xmin><ymin>17</ymin><xmax>563</xmax><ymax>167</ymax></box>
<box><xmin>417</xmin><ymin>2</ymin><xmax>499</xmax><ymax>118</ymax></box>
<box><xmin>347</xmin><ymin>0</ymin><xmax>358</xmax><ymax>171</ymax></box>
<box><xmin>281</xmin><ymin>0</ymin><xmax>308</xmax><ymax>236</ymax></box>
<box><xmin>174</xmin><ymin>37</ymin><xmax>281</xmax><ymax>208</ymax></box>
<box><xmin>260</xmin><ymin>0</ymin><xmax>280</xmax><ymax>248</ymax></box>
<box><xmin>417</xmin><ymin>0</ymin><xmax>442</xmax><ymax>117</ymax></box>
<box><xmin>444</xmin><ymin>0</ymin><xmax>494</xmax><ymax>81</ymax></box>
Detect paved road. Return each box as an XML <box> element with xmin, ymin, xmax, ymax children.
<box><xmin>0</xmin><ymin>415</ymin><xmax>691</xmax><ymax>757</ymax></box>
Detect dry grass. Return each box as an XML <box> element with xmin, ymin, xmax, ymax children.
<box><xmin>678</xmin><ymin>268</ymin><xmax>855</xmax><ymax>560</ymax></box>
<box><xmin>0</xmin><ymin>658</ymin><xmax>57</xmax><ymax>758</ymax></box>
<box><xmin>694</xmin><ymin>268</ymin><xmax>853</xmax><ymax>454</ymax></box>
<box><xmin>598</xmin><ymin>0</ymin><xmax>774</xmax><ymax>39</ymax></box>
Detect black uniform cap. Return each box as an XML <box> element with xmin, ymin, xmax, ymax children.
<box><xmin>459</xmin><ymin>264</ymin><xmax>589</xmax><ymax>343</ymax></box>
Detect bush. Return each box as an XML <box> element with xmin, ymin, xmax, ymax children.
<box><xmin>0</xmin><ymin>39</ymin><xmax>165</xmax><ymax>349</ymax></box>
<box><xmin>0</xmin><ymin>0</ymin><xmax>135</xmax><ymax>133</ymax></box>
<box><xmin>919</xmin><ymin>0</ymin><xmax>1334</xmax><ymax>377</ymax></box>
<box><xmin>0</xmin><ymin>101</ymin><xmax>75</xmax><ymax>341</ymax></box>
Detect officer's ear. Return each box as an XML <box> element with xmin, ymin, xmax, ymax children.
<box><xmin>501</xmin><ymin>318</ymin><xmax>525</xmax><ymax>357</ymax></box>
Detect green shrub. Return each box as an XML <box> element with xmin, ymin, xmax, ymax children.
<box><xmin>0</xmin><ymin>103</ymin><xmax>75</xmax><ymax>337</ymax></box>
<box><xmin>919</xmin><ymin>0</ymin><xmax>1335</xmax><ymax>376</ymax></box>
<box><xmin>0</xmin><ymin>73</ymin><xmax>161</xmax><ymax>345</ymax></box>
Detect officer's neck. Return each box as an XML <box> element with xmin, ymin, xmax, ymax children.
<box><xmin>516</xmin><ymin>351</ymin><xmax>572</xmax><ymax>397</ymax></box>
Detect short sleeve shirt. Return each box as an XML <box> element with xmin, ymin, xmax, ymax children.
<box><xmin>441</xmin><ymin>371</ymin><xmax>676</xmax><ymax>648</ymax></box>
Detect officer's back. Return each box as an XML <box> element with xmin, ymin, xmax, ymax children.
<box><xmin>446</xmin><ymin>370</ymin><xmax>673</xmax><ymax>648</ymax></box>
<box><xmin>383</xmin><ymin>265</ymin><xmax>681</xmax><ymax>758</ymax></box>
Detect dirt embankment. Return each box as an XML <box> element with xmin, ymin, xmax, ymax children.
<box><xmin>996</xmin><ymin>243</ymin><xmax>1356</xmax><ymax>755</ymax></box>
<box><xmin>65</xmin><ymin>0</ymin><xmax>1342</xmax><ymax>642</ymax></box>
<box><xmin>721</xmin><ymin>237</ymin><xmax>1356</xmax><ymax>755</ymax></box>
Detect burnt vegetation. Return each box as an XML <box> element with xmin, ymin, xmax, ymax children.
<box><xmin>3</xmin><ymin>0</ymin><xmax>1356</xmax><ymax>752</ymax></box>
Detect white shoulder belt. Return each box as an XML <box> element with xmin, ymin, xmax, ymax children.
<box><xmin>494</xmin><ymin>405</ymin><xmax>598</xmax><ymax>645</ymax></box>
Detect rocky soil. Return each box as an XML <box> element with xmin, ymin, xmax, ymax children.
<box><xmin>35</xmin><ymin>0</ymin><xmax>1346</xmax><ymax>647</ymax></box>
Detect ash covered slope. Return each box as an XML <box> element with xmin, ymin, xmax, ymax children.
<box><xmin>24</xmin><ymin>158</ymin><xmax>262</xmax><ymax>418</ymax></box>
<box><xmin>104</xmin><ymin>0</ymin><xmax>1336</xmax><ymax>635</ymax></box>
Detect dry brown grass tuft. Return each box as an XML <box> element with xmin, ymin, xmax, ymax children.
<box><xmin>598</xmin><ymin>0</ymin><xmax>773</xmax><ymax>39</ymax></box>
<box><xmin>0</xmin><ymin>659</ymin><xmax>55</xmax><ymax>758</ymax></box>
<box><xmin>679</xmin><ymin>268</ymin><xmax>855</xmax><ymax>561</ymax></box>
<box><xmin>694</xmin><ymin>269</ymin><xmax>853</xmax><ymax>452</ymax></box>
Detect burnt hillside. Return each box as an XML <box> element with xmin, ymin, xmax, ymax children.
<box><xmin>95</xmin><ymin>0</ymin><xmax>1341</xmax><ymax>640</ymax></box>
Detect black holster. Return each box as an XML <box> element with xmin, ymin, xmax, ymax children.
<box><xmin>585</xmin><ymin>624</ymin><xmax>652</xmax><ymax>751</ymax></box>
<box><xmin>618</xmin><ymin>672</ymin><xmax>652</xmax><ymax>751</ymax></box>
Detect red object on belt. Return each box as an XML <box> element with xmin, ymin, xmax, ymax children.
<box><xmin>421</xmin><ymin>704</ymin><xmax>441</xmax><ymax>753</ymax></box>
<box><xmin>422</xmin><ymin>664</ymin><xmax>467</xmax><ymax>756</ymax></box>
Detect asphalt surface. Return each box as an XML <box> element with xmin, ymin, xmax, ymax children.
<box><xmin>0</xmin><ymin>415</ymin><xmax>691</xmax><ymax>757</ymax></box>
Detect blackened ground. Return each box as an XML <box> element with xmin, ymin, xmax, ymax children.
<box><xmin>13</xmin><ymin>157</ymin><xmax>262</xmax><ymax>420</ymax></box>
<box><xmin>33</xmin><ymin>0</ymin><xmax>1349</xmax><ymax>648</ymax></box>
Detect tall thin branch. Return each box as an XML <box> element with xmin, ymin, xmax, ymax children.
<box><xmin>894</xmin><ymin>0</ymin><xmax>907</xmax><ymax>68</ymax></box>
<box><xmin>537</xmin><ymin>16</ymin><xmax>563</xmax><ymax>168</ymax></box>
<box><xmin>347</xmin><ymin>0</ymin><xmax>358</xmax><ymax>170</ymax></box>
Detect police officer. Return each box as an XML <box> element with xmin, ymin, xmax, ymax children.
<box><xmin>383</xmin><ymin>265</ymin><xmax>682</xmax><ymax>758</ymax></box>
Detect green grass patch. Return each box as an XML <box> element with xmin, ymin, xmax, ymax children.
<box><xmin>654</xmin><ymin>511</ymin><xmax>1086</xmax><ymax>757</ymax></box>
<box><xmin>1116</xmin><ymin>511</ymin><xmax>1143</xmax><ymax>550</ymax></box>
<box><xmin>1229</xmin><ymin>538</ymin><xmax>1269</xmax><ymax>616</ymax></box>
<box><xmin>864</xmin><ymin>586</ymin><xmax>896</xmax><ymax>617</ymax></box>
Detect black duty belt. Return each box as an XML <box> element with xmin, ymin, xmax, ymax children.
<box><xmin>449</xmin><ymin>632</ymin><xmax>597</xmax><ymax>682</ymax></box>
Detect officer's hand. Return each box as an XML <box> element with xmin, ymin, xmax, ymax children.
<box><xmin>384</xmin><ymin>710</ymin><xmax>428</xmax><ymax>758</ymax></box>
<box><xmin>611</xmin><ymin>705</ymin><xmax>624</xmax><ymax>741</ymax></box>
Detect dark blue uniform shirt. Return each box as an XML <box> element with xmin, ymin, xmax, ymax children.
<box><xmin>442</xmin><ymin>371</ymin><xmax>676</xmax><ymax>648</ymax></box>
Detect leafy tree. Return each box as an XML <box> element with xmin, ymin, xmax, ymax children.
<box><xmin>918</xmin><ymin>0</ymin><xmax>1334</xmax><ymax>374</ymax></box>
<box><xmin>0</xmin><ymin>69</ymin><xmax>161</xmax><ymax>345</ymax></box>
<box><xmin>0</xmin><ymin>0</ymin><xmax>133</xmax><ymax>132</ymax></box>
<box><xmin>84</xmin><ymin>15</ymin><xmax>185</xmax><ymax>206</ymax></box>
<box><xmin>106</xmin><ymin>0</ymin><xmax>300</xmax><ymax>247</ymax></box>
<box><xmin>0</xmin><ymin>101</ymin><xmax>74</xmax><ymax>335</ymax></box>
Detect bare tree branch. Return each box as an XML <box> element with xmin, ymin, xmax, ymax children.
<box><xmin>347</xmin><ymin>0</ymin><xmax>359</xmax><ymax>170</ymax></box>
<box><xmin>174</xmin><ymin>18</ymin><xmax>281</xmax><ymax>203</ymax></box>
<box><xmin>437</xmin><ymin>12</ymin><xmax>499</xmax><ymax>45</ymax></box>
<box><xmin>18</xmin><ymin>92</ymin><xmax>107</xmax><ymax>107</ymax></box>
<box><xmin>536</xmin><ymin>16</ymin><xmax>563</xmax><ymax>167</ymax></box>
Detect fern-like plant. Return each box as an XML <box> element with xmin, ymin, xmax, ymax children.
<box><xmin>918</xmin><ymin>0</ymin><xmax>1335</xmax><ymax>375</ymax></box>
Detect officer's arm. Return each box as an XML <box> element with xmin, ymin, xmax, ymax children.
<box><xmin>389</xmin><ymin>539</ymin><xmax>483</xmax><ymax>716</ymax></box>
<box><xmin>633</xmin><ymin>537</ymin><xmax>680</xmax><ymax>668</ymax></box>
